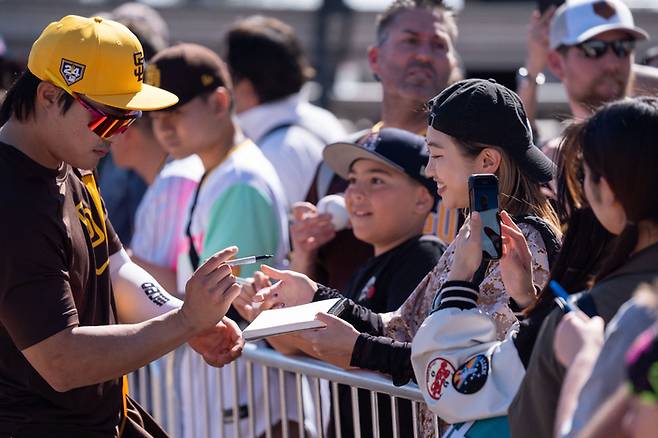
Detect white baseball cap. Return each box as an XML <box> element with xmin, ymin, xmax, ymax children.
<box><xmin>549</xmin><ymin>0</ymin><xmax>649</xmax><ymax>49</ymax></box>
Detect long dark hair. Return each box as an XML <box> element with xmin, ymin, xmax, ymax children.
<box><xmin>581</xmin><ymin>97</ymin><xmax>658</xmax><ymax>282</ymax></box>
<box><xmin>528</xmin><ymin>121</ymin><xmax>615</xmax><ymax>314</ymax></box>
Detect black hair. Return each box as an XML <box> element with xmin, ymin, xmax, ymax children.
<box><xmin>375</xmin><ymin>0</ymin><xmax>457</xmax><ymax>46</ymax></box>
<box><xmin>580</xmin><ymin>97</ymin><xmax>658</xmax><ymax>282</ymax></box>
<box><xmin>525</xmin><ymin>121</ymin><xmax>616</xmax><ymax>315</ymax></box>
<box><xmin>0</xmin><ymin>70</ymin><xmax>74</xmax><ymax>126</ymax></box>
<box><xmin>224</xmin><ymin>15</ymin><xmax>314</xmax><ymax>104</ymax></box>
<box><xmin>529</xmin><ymin>207</ymin><xmax>615</xmax><ymax>314</ymax></box>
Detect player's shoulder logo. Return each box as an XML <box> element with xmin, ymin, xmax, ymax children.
<box><xmin>452</xmin><ymin>354</ymin><xmax>489</xmax><ymax>394</ymax></box>
<box><xmin>426</xmin><ymin>356</ymin><xmax>454</xmax><ymax>400</ymax></box>
<box><xmin>60</xmin><ymin>59</ymin><xmax>86</xmax><ymax>86</ymax></box>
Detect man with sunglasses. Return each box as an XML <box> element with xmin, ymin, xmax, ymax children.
<box><xmin>547</xmin><ymin>0</ymin><xmax>648</xmax><ymax>119</ymax></box>
<box><xmin>521</xmin><ymin>0</ymin><xmax>652</xmax><ymax>164</ymax></box>
<box><xmin>0</xmin><ymin>15</ymin><xmax>245</xmax><ymax>436</ymax></box>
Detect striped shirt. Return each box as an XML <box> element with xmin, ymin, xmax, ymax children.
<box><xmin>130</xmin><ymin>155</ymin><xmax>204</xmax><ymax>269</ymax></box>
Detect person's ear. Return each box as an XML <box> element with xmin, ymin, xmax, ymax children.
<box><xmin>208</xmin><ymin>87</ymin><xmax>232</xmax><ymax>117</ymax></box>
<box><xmin>36</xmin><ymin>82</ymin><xmax>64</xmax><ymax>113</ymax></box>
<box><xmin>367</xmin><ymin>45</ymin><xmax>381</xmax><ymax>81</ymax></box>
<box><xmin>478</xmin><ymin>148</ymin><xmax>502</xmax><ymax>174</ymax></box>
<box><xmin>547</xmin><ymin>49</ymin><xmax>566</xmax><ymax>81</ymax></box>
<box><xmin>413</xmin><ymin>186</ymin><xmax>435</xmax><ymax>215</ymax></box>
<box><xmin>599</xmin><ymin>175</ymin><xmax>625</xmax><ymax>213</ymax></box>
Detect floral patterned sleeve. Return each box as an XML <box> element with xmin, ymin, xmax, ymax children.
<box><xmin>382</xmin><ymin>222</ymin><xmax>551</xmax><ymax>342</ymax></box>
<box><xmin>479</xmin><ymin>223</ymin><xmax>551</xmax><ymax>338</ymax></box>
<box><xmin>382</xmin><ymin>245</ymin><xmax>455</xmax><ymax>342</ymax></box>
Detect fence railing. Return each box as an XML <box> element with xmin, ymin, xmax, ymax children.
<box><xmin>128</xmin><ymin>342</ymin><xmax>439</xmax><ymax>438</ymax></box>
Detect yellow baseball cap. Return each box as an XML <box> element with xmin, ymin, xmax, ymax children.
<box><xmin>28</xmin><ymin>15</ymin><xmax>178</xmax><ymax>111</ymax></box>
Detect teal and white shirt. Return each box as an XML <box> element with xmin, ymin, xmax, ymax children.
<box><xmin>175</xmin><ymin>140</ymin><xmax>324</xmax><ymax>438</ymax></box>
<box><xmin>177</xmin><ymin>139</ymin><xmax>289</xmax><ymax>290</ymax></box>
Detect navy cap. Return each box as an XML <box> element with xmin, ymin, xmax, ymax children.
<box><xmin>428</xmin><ymin>78</ymin><xmax>556</xmax><ymax>184</ymax></box>
<box><xmin>323</xmin><ymin>127</ymin><xmax>438</xmax><ymax>203</ymax></box>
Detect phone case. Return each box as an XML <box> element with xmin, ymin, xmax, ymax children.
<box><xmin>468</xmin><ymin>174</ymin><xmax>502</xmax><ymax>260</ymax></box>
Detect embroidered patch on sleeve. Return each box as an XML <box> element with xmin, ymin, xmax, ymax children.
<box><xmin>426</xmin><ymin>357</ymin><xmax>455</xmax><ymax>400</ymax></box>
<box><xmin>452</xmin><ymin>354</ymin><xmax>490</xmax><ymax>394</ymax></box>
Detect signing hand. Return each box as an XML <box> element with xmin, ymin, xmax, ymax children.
<box><xmin>448</xmin><ymin>212</ymin><xmax>484</xmax><ymax>282</ymax></box>
<box><xmin>189</xmin><ymin>317</ymin><xmax>244</xmax><ymax>367</ymax></box>
<box><xmin>253</xmin><ymin>265</ymin><xmax>318</xmax><ymax>310</ymax></box>
<box><xmin>499</xmin><ymin>211</ymin><xmax>536</xmax><ymax>308</ymax></box>
<box><xmin>554</xmin><ymin>310</ymin><xmax>605</xmax><ymax>368</ymax></box>
<box><xmin>180</xmin><ymin>246</ymin><xmax>242</xmax><ymax>333</ymax></box>
<box><xmin>292</xmin><ymin>313</ymin><xmax>360</xmax><ymax>369</ymax></box>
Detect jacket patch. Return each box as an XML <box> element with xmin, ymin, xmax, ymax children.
<box><xmin>426</xmin><ymin>357</ymin><xmax>454</xmax><ymax>400</ymax></box>
<box><xmin>452</xmin><ymin>354</ymin><xmax>489</xmax><ymax>394</ymax></box>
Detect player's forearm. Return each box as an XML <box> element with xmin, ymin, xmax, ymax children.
<box><xmin>130</xmin><ymin>255</ymin><xmax>180</xmax><ymax>297</ymax></box>
<box><xmin>110</xmin><ymin>249</ymin><xmax>183</xmax><ymax>323</ymax></box>
<box><xmin>25</xmin><ymin>308</ymin><xmax>195</xmax><ymax>392</ymax></box>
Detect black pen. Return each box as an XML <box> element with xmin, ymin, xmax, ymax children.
<box><xmin>226</xmin><ymin>254</ymin><xmax>272</xmax><ymax>267</ymax></box>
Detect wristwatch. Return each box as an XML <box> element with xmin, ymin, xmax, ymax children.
<box><xmin>517</xmin><ymin>67</ymin><xmax>546</xmax><ymax>86</ymax></box>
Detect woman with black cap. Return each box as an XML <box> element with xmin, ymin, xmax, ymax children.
<box><xmin>253</xmin><ymin>78</ymin><xmax>562</xmax><ymax>437</ymax></box>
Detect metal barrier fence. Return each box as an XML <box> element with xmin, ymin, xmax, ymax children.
<box><xmin>128</xmin><ymin>343</ymin><xmax>439</xmax><ymax>438</ymax></box>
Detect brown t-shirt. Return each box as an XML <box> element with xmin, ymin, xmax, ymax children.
<box><xmin>0</xmin><ymin>142</ymin><xmax>127</xmax><ymax>437</ymax></box>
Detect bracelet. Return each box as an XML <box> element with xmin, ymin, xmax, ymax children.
<box><xmin>517</xmin><ymin>67</ymin><xmax>546</xmax><ymax>86</ymax></box>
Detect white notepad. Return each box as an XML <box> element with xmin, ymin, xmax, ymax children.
<box><xmin>243</xmin><ymin>298</ymin><xmax>343</xmax><ymax>342</ymax></box>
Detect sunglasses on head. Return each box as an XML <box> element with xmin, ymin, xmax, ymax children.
<box><xmin>572</xmin><ymin>39</ymin><xmax>636</xmax><ymax>59</ymax></box>
<box><xmin>76</xmin><ymin>96</ymin><xmax>142</xmax><ymax>140</ymax></box>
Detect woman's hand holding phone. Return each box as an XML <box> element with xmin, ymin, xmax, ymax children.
<box><xmin>447</xmin><ymin>212</ymin><xmax>484</xmax><ymax>282</ymax></box>
<box><xmin>449</xmin><ymin>210</ymin><xmax>537</xmax><ymax>309</ymax></box>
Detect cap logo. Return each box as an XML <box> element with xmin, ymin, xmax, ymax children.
<box><xmin>362</xmin><ymin>133</ymin><xmax>379</xmax><ymax>152</ymax></box>
<box><xmin>201</xmin><ymin>74</ymin><xmax>214</xmax><ymax>87</ymax></box>
<box><xmin>593</xmin><ymin>1</ymin><xmax>616</xmax><ymax>20</ymax></box>
<box><xmin>60</xmin><ymin>59</ymin><xmax>85</xmax><ymax>86</ymax></box>
<box><xmin>133</xmin><ymin>52</ymin><xmax>145</xmax><ymax>82</ymax></box>
<box><xmin>145</xmin><ymin>64</ymin><xmax>161</xmax><ymax>88</ymax></box>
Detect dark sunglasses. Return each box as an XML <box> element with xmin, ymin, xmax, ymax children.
<box><xmin>573</xmin><ymin>39</ymin><xmax>635</xmax><ymax>59</ymax></box>
<box><xmin>76</xmin><ymin>96</ymin><xmax>142</xmax><ymax>140</ymax></box>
